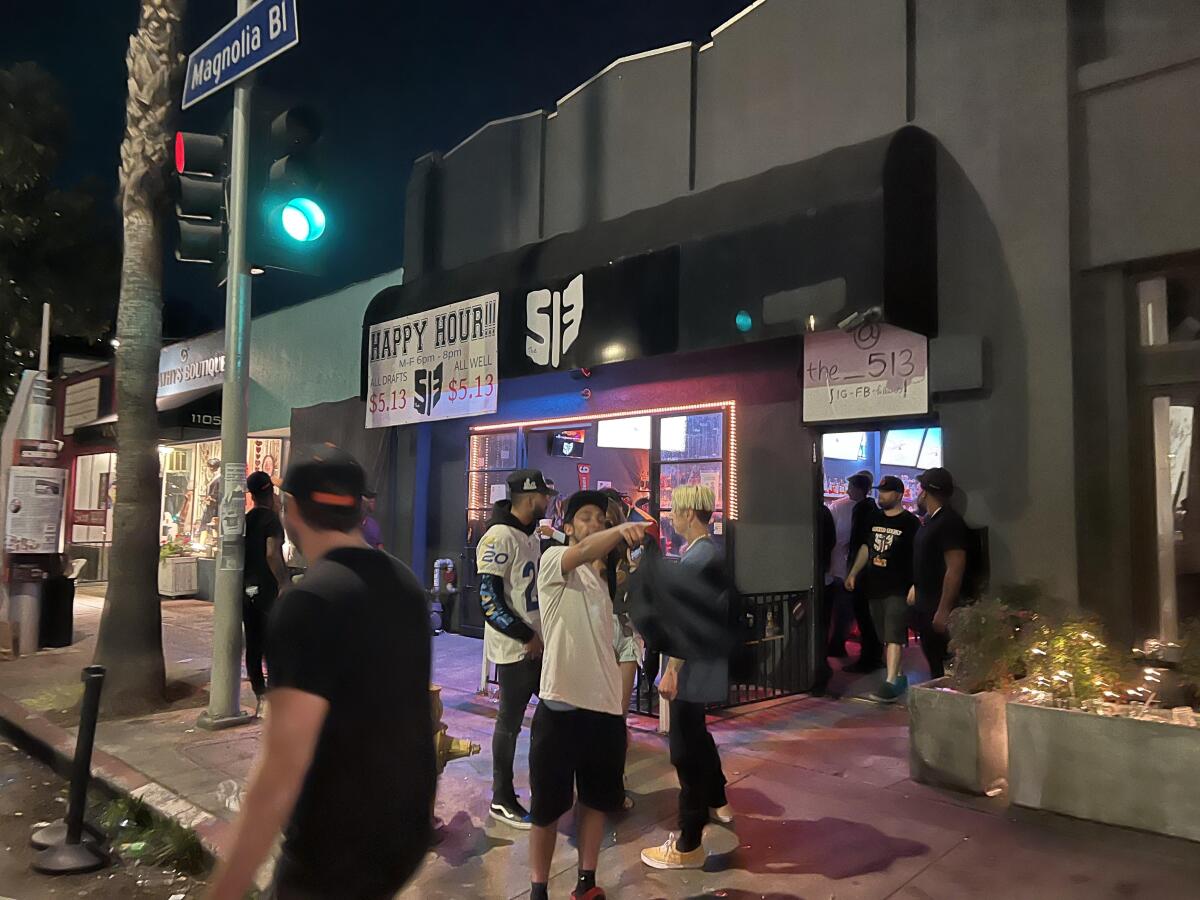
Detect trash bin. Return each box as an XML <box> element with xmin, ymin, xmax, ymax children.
<box><xmin>39</xmin><ymin>574</ymin><xmax>75</xmax><ymax>649</ymax></box>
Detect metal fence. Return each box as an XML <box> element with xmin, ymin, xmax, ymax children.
<box><xmin>629</xmin><ymin>589</ymin><xmax>810</xmax><ymax>716</ymax></box>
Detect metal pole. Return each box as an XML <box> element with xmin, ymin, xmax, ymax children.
<box><xmin>66</xmin><ymin>666</ymin><xmax>105</xmax><ymax>843</ymax></box>
<box><xmin>31</xmin><ymin>666</ymin><xmax>108</xmax><ymax>874</ymax></box>
<box><xmin>200</xmin><ymin>0</ymin><xmax>256</xmax><ymax>729</ymax></box>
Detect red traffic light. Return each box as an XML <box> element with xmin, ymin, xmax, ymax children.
<box><xmin>174</xmin><ymin>132</ymin><xmax>226</xmax><ymax>177</ymax></box>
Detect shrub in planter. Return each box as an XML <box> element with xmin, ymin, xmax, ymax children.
<box><xmin>1018</xmin><ymin>615</ymin><xmax>1126</xmax><ymax>708</ymax></box>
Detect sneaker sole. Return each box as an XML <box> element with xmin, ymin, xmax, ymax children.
<box><xmin>640</xmin><ymin>851</ymin><xmax>705</xmax><ymax>870</ymax></box>
<box><xmin>489</xmin><ymin>808</ymin><xmax>532</xmax><ymax>830</ymax></box>
<box><xmin>869</xmin><ymin>694</ymin><xmax>898</xmax><ymax>704</ymax></box>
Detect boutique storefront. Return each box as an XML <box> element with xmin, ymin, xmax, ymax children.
<box><xmin>53</xmin><ymin>332</ymin><xmax>285</xmax><ymax>590</ymax></box>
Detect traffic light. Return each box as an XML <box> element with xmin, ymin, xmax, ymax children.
<box><xmin>173</xmin><ymin>131</ymin><xmax>227</xmax><ymax>265</ymax></box>
<box><xmin>249</xmin><ymin>102</ymin><xmax>328</xmax><ymax>274</ymax></box>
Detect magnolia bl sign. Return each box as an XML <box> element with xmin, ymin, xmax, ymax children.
<box><xmin>182</xmin><ymin>0</ymin><xmax>300</xmax><ymax>110</ymax></box>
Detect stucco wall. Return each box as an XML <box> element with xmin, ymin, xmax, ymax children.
<box><xmin>249</xmin><ymin>270</ymin><xmax>403</xmax><ymax>434</ymax></box>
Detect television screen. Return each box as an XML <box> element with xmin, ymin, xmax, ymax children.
<box><xmin>550</xmin><ymin>430</ymin><xmax>586</xmax><ymax>458</ymax></box>
<box><xmin>881</xmin><ymin>429</ymin><xmax>925</xmax><ymax>467</ymax></box>
<box><xmin>823</xmin><ymin>432</ymin><xmax>866</xmax><ymax>461</ymax></box>
<box><xmin>597</xmin><ymin>416</ymin><xmax>652</xmax><ymax>450</ymax></box>
<box><xmin>917</xmin><ymin>427</ymin><xmax>943</xmax><ymax>470</ymax></box>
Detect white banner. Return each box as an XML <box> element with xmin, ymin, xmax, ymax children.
<box><xmin>366</xmin><ymin>293</ymin><xmax>499</xmax><ymax>428</ymax></box>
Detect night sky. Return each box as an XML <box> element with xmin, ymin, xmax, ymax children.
<box><xmin>3</xmin><ymin>0</ymin><xmax>747</xmax><ymax>340</ymax></box>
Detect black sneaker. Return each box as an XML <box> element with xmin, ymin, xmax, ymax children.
<box><xmin>873</xmin><ymin>686</ymin><xmax>902</xmax><ymax>710</ymax></box>
<box><xmin>489</xmin><ymin>798</ymin><xmax>532</xmax><ymax>830</ymax></box>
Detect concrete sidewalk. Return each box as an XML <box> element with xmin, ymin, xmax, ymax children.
<box><xmin>1</xmin><ymin>589</ymin><xmax>1199</xmax><ymax>898</ymax></box>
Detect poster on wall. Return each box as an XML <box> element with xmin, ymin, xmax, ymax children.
<box><xmin>5</xmin><ymin>466</ymin><xmax>67</xmax><ymax>553</ymax></box>
<box><xmin>366</xmin><ymin>293</ymin><xmax>499</xmax><ymax>429</ymax></box>
<box><xmin>803</xmin><ymin>324</ymin><xmax>929</xmax><ymax>423</ymax></box>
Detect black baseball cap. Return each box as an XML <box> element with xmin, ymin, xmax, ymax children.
<box><xmin>507</xmin><ymin>469</ymin><xmax>557</xmax><ymax>496</ymax></box>
<box><xmin>564</xmin><ymin>490</ymin><xmax>610</xmax><ymax>524</ymax></box>
<box><xmin>246</xmin><ymin>471</ymin><xmax>274</xmax><ymax>495</ymax></box>
<box><xmin>918</xmin><ymin>467</ymin><xmax>955</xmax><ymax>496</ymax></box>
<box><xmin>875</xmin><ymin>475</ymin><xmax>906</xmax><ymax>494</ymax></box>
<box><xmin>282</xmin><ymin>445</ymin><xmax>365</xmax><ymax>509</ymax></box>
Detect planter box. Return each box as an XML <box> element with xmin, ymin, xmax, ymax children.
<box><xmin>1007</xmin><ymin>701</ymin><xmax>1200</xmax><ymax>842</ymax></box>
<box><xmin>908</xmin><ymin>677</ymin><xmax>1008</xmax><ymax>795</ymax></box>
<box><xmin>158</xmin><ymin>556</ymin><xmax>198</xmax><ymax>598</ymax></box>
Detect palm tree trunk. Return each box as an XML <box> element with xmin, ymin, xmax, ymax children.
<box><xmin>94</xmin><ymin>0</ymin><xmax>187</xmax><ymax>714</ymax></box>
<box><xmin>95</xmin><ymin>207</ymin><xmax>166</xmax><ymax>711</ymax></box>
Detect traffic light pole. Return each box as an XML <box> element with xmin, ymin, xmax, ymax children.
<box><xmin>199</xmin><ymin>0</ymin><xmax>256</xmax><ymax>730</ymax></box>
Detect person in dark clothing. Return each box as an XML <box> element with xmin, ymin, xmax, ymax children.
<box><xmin>641</xmin><ymin>484</ymin><xmax>733</xmax><ymax>871</ymax></box>
<box><xmin>209</xmin><ymin>446</ymin><xmax>435</xmax><ymax>900</ymax></box>
<box><xmin>843</xmin><ymin>472</ymin><xmax>885</xmax><ymax>673</ymax></box>
<box><xmin>847</xmin><ymin>475</ymin><xmax>920</xmax><ymax>704</ymax></box>
<box><xmin>811</xmin><ymin>502</ymin><xmax>837</xmax><ymax>696</ymax></box>
<box><xmin>477</xmin><ymin>469</ymin><xmax>557</xmax><ymax>828</ymax></box>
<box><xmin>911</xmin><ymin>468</ymin><xmax>968</xmax><ymax>678</ymax></box>
<box><xmin>243</xmin><ymin>471</ymin><xmax>289</xmax><ymax>716</ymax></box>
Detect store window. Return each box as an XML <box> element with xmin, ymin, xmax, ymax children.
<box><xmin>159</xmin><ymin>437</ymin><xmax>285</xmax><ymax>552</ymax></box>
<box><xmin>467</xmin><ymin>431</ymin><xmax>520</xmax><ymax>544</ymax></box>
<box><xmin>1138</xmin><ymin>275</ymin><xmax>1200</xmax><ymax>346</ymax></box>
<box><xmin>70</xmin><ymin>452</ymin><xmax>116</xmax><ymax>581</ymax></box>
<box><xmin>657</xmin><ymin>412</ymin><xmax>727</xmax><ymax>558</ymax></box>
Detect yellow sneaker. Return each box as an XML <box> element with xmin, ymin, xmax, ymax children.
<box><xmin>640</xmin><ymin>834</ymin><xmax>706</xmax><ymax>870</ymax></box>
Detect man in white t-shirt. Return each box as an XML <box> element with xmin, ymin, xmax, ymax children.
<box><xmin>528</xmin><ymin>491</ymin><xmax>649</xmax><ymax>900</ymax></box>
<box><xmin>477</xmin><ymin>469</ymin><xmax>557</xmax><ymax>828</ymax></box>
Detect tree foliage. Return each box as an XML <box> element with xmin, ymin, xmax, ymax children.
<box><xmin>0</xmin><ymin>63</ymin><xmax>120</xmax><ymax>422</ymax></box>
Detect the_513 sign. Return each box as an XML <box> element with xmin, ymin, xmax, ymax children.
<box><xmin>366</xmin><ymin>294</ymin><xmax>500</xmax><ymax>428</ymax></box>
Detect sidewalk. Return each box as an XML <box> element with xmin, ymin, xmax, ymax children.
<box><xmin>1</xmin><ymin>588</ymin><xmax>1198</xmax><ymax>898</ymax></box>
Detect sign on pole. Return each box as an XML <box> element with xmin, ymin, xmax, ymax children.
<box><xmin>366</xmin><ymin>294</ymin><xmax>500</xmax><ymax>428</ymax></box>
<box><xmin>182</xmin><ymin>0</ymin><xmax>300</xmax><ymax>110</ymax></box>
<box><xmin>802</xmin><ymin>324</ymin><xmax>929</xmax><ymax>423</ymax></box>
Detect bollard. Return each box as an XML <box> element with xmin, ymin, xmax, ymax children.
<box><xmin>31</xmin><ymin>665</ymin><xmax>109</xmax><ymax>875</ymax></box>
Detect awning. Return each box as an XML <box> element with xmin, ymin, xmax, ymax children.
<box><xmin>363</xmin><ymin>126</ymin><xmax>937</xmax><ymax>394</ymax></box>
<box><xmin>73</xmin><ymin>385</ymin><xmax>222</xmax><ymax>445</ymax></box>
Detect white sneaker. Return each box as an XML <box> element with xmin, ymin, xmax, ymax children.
<box><xmin>710</xmin><ymin>804</ymin><xmax>734</xmax><ymax>824</ymax></box>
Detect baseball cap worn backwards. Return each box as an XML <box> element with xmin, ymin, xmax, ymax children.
<box><xmin>282</xmin><ymin>445</ymin><xmax>366</xmax><ymax>508</ymax></box>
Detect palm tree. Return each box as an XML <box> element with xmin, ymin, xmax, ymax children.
<box><xmin>94</xmin><ymin>0</ymin><xmax>187</xmax><ymax>713</ymax></box>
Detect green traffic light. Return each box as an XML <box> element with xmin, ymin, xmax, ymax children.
<box><xmin>280</xmin><ymin>197</ymin><xmax>326</xmax><ymax>243</ymax></box>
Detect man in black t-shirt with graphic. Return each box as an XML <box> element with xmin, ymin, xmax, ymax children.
<box><xmin>243</xmin><ymin>471</ymin><xmax>288</xmax><ymax>715</ymax></box>
<box><xmin>846</xmin><ymin>476</ymin><xmax>919</xmax><ymax>704</ymax></box>
<box><xmin>910</xmin><ymin>468</ymin><xmax>968</xmax><ymax>678</ymax></box>
<box><xmin>209</xmin><ymin>447</ymin><xmax>435</xmax><ymax>900</ymax></box>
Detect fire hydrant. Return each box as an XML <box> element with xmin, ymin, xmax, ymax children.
<box><xmin>431</xmin><ymin>684</ymin><xmax>479</xmax><ymax>775</ymax></box>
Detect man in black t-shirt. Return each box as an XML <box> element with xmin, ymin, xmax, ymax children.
<box><xmin>846</xmin><ymin>476</ymin><xmax>919</xmax><ymax>704</ymax></box>
<box><xmin>243</xmin><ymin>471</ymin><xmax>288</xmax><ymax>714</ymax></box>
<box><xmin>910</xmin><ymin>468</ymin><xmax>968</xmax><ymax>678</ymax></box>
<box><xmin>209</xmin><ymin>447</ymin><xmax>435</xmax><ymax>900</ymax></box>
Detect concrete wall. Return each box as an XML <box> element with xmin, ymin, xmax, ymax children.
<box><xmin>401</xmin><ymin>0</ymin><xmax>1200</xmax><ymax>610</ymax></box>
<box><xmin>249</xmin><ymin>270</ymin><xmax>402</xmax><ymax>433</ymax></box>
<box><xmin>914</xmin><ymin>0</ymin><xmax>1076</xmax><ymax>603</ymax></box>
<box><xmin>693</xmin><ymin>0</ymin><xmax>906</xmax><ymax>191</ymax></box>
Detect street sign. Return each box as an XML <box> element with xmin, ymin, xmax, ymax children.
<box><xmin>182</xmin><ymin>0</ymin><xmax>299</xmax><ymax>110</ymax></box>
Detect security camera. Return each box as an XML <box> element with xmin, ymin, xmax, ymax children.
<box><xmin>837</xmin><ymin>306</ymin><xmax>883</xmax><ymax>333</ymax></box>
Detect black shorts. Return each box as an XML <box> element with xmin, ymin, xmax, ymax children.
<box><xmin>529</xmin><ymin>703</ymin><xmax>626</xmax><ymax>826</ymax></box>
<box><xmin>869</xmin><ymin>594</ymin><xmax>911</xmax><ymax>646</ymax></box>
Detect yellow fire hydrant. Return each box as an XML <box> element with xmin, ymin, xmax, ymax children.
<box><xmin>431</xmin><ymin>684</ymin><xmax>480</xmax><ymax>774</ymax></box>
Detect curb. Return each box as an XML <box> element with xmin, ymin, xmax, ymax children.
<box><xmin>0</xmin><ymin>692</ymin><xmax>230</xmax><ymax>859</ymax></box>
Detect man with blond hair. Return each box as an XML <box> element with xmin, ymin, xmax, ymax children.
<box><xmin>641</xmin><ymin>484</ymin><xmax>733</xmax><ymax>870</ymax></box>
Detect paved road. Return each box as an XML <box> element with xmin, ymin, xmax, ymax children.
<box><xmin>0</xmin><ymin>741</ymin><xmax>203</xmax><ymax>899</ymax></box>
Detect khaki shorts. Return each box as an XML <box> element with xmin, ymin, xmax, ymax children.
<box><xmin>613</xmin><ymin>614</ymin><xmax>639</xmax><ymax>664</ymax></box>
